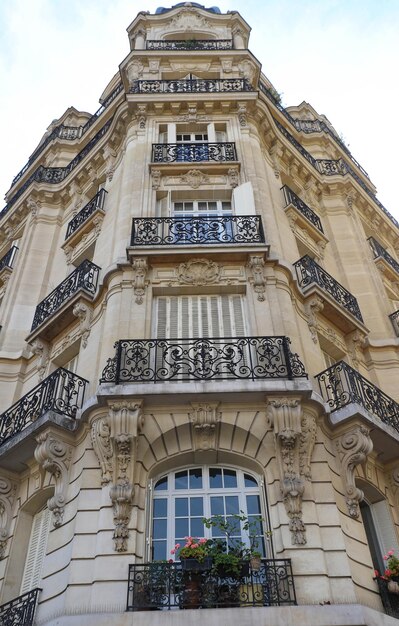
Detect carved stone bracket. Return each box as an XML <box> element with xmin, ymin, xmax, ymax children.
<box><xmin>189</xmin><ymin>403</ymin><xmax>221</xmax><ymax>451</ymax></box>
<box><xmin>304</xmin><ymin>296</ymin><xmax>324</xmax><ymax>343</ymax></box>
<box><xmin>107</xmin><ymin>401</ymin><xmax>144</xmax><ymax>552</ymax></box>
<box><xmin>346</xmin><ymin>330</ymin><xmax>366</xmax><ymax>369</ymax></box>
<box><xmin>132</xmin><ymin>258</ymin><xmax>149</xmax><ymax>304</ymax></box>
<box><xmin>34</xmin><ymin>432</ymin><xmax>73</xmax><ymax>527</ymax></box>
<box><xmin>91</xmin><ymin>416</ymin><xmax>113</xmax><ymax>485</ymax></box>
<box><xmin>0</xmin><ymin>477</ymin><xmax>17</xmax><ymax>559</ymax></box>
<box><xmin>73</xmin><ymin>302</ymin><xmax>93</xmax><ymax>348</ymax></box>
<box><xmin>177</xmin><ymin>259</ymin><xmax>220</xmax><ymax>285</ymax></box>
<box><xmin>137</xmin><ymin>104</ymin><xmax>147</xmax><ymax>130</ymax></box>
<box><xmin>335</xmin><ymin>426</ymin><xmax>373</xmax><ymax>518</ymax></box>
<box><xmin>228</xmin><ymin>167</ymin><xmax>239</xmax><ymax>188</ymax></box>
<box><xmin>266</xmin><ymin>398</ymin><xmax>316</xmax><ymax>545</ymax></box>
<box><xmin>390</xmin><ymin>468</ymin><xmax>399</xmax><ymax>509</ymax></box>
<box><xmin>152</xmin><ymin>169</ymin><xmax>161</xmax><ymax>190</ymax></box>
<box><xmin>237</xmin><ymin>103</ymin><xmax>247</xmax><ymax>127</ymax></box>
<box><xmin>247</xmin><ymin>255</ymin><xmax>266</xmax><ymax>301</ymax></box>
<box><xmin>31</xmin><ymin>338</ymin><xmax>50</xmax><ymax>380</ymax></box>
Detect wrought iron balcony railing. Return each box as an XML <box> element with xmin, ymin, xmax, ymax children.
<box><xmin>375</xmin><ymin>577</ymin><xmax>399</xmax><ymax>620</ymax></box>
<box><xmin>146</xmin><ymin>39</ymin><xmax>233</xmax><ymax>50</ymax></box>
<box><xmin>368</xmin><ymin>237</ymin><xmax>399</xmax><ymax>276</ymax></box>
<box><xmin>0</xmin><ymin>368</ymin><xmax>88</xmax><ymax>446</ymax></box>
<box><xmin>315</xmin><ymin>361</ymin><xmax>399</xmax><ymax>432</ymax></box>
<box><xmin>0</xmin><ymin>245</ymin><xmax>18</xmax><ymax>272</ymax></box>
<box><xmin>152</xmin><ymin>142</ymin><xmax>237</xmax><ymax>163</ymax></box>
<box><xmin>389</xmin><ymin>310</ymin><xmax>399</xmax><ymax>336</ymax></box>
<box><xmin>294</xmin><ymin>255</ymin><xmax>363</xmax><ymax>322</ymax></box>
<box><xmin>31</xmin><ymin>259</ymin><xmax>100</xmax><ymax>332</ymax></box>
<box><xmin>100</xmin><ymin>336</ymin><xmax>307</xmax><ymax>384</ymax></box>
<box><xmin>65</xmin><ymin>189</ymin><xmax>107</xmax><ymax>240</ymax></box>
<box><xmin>281</xmin><ymin>186</ymin><xmax>324</xmax><ymax>233</ymax></box>
<box><xmin>127</xmin><ymin>559</ymin><xmax>296</xmax><ymax>611</ymax></box>
<box><xmin>131</xmin><ymin>215</ymin><xmax>265</xmax><ymax>246</ymax></box>
<box><xmin>0</xmin><ymin>588</ymin><xmax>41</xmax><ymax>626</ymax></box>
<box><xmin>130</xmin><ymin>77</ymin><xmax>251</xmax><ymax>94</ymax></box>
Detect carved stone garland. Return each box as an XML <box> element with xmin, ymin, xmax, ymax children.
<box><xmin>189</xmin><ymin>403</ymin><xmax>221</xmax><ymax>451</ymax></box>
<box><xmin>0</xmin><ymin>477</ymin><xmax>17</xmax><ymax>558</ymax></box>
<box><xmin>266</xmin><ymin>398</ymin><xmax>316</xmax><ymax>545</ymax></box>
<box><xmin>335</xmin><ymin>426</ymin><xmax>373</xmax><ymax>518</ymax></box>
<box><xmin>34</xmin><ymin>431</ymin><xmax>73</xmax><ymax>527</ymax></box>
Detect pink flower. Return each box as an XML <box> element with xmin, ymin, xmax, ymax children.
<box><xmin>388</xmin><ymin>550</ymin><xmax>395</xmax><ymax>555</ymax></box>
<box><xmin>191</xmin><ymin>543</ymin><xmax>199</xmax><ymax>549</ymax></box>
<box><xmin>175</xmin><ymin>543</ymin><xmax>181</xmax><ymax>549</ymax></box>
<box><xmin>168</xmin><ymin>559</ymin><xmax>174</xmax><ymax>563</ymax></box>
<box><xmin>385</xmin><ymin>569</ymin><xmax>392</xmax><ymax>577</ymax></box>
<box><xmin>374</xmin><ymin>569</ymin><xmax>380</xmax><ymax>577</ymax></box>
<box><xmin>199</xmin><ymin>538</ymin><xmax>207</xmax><ymax>544</ymax></box>
<box><xmin>170</xmin><ymin>549</ymin><xmax>175</xmax><ymax>555</ymax></box>
<box><xmin>383</xmin><ymin>555</ymin><xmax>388</xmax><ymax>560</ymax></box>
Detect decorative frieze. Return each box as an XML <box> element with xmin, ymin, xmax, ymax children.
<box><xmin>335</xmin><ymin>426</ymin><xmax>373</xmax><ymax>518</ymax></box>
<box><xmin>180</xmin><ymin>169</ymin><xmax>209</xmax><ymax>189</ymax></box>
<box><xmin>177</xmin><ymin>258</ymin><xmax>220</xmax><ymax>286</ymax></box>
<box><xmin>0</xmin><ymin>477</ymin><xmax>17</xmax><ymax>559</ymax></box>
<box><xmin>34</xmin><ymin>431</ymin><xmax>73</xmax><ymax>527</ymax></box>
<box><xmin>189</xmin><ymin>403</ymin><xmax>221</xmax><ymax>451</ymax></box>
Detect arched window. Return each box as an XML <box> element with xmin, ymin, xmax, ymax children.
<box><xmin>149</xmin><ymin>466</ymin><xmax>272</xmax><ymax>561</ymax></box>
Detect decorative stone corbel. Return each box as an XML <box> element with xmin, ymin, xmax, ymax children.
<box><xmin>390</xmin><ymin>468</ymin><xmax>399</xmax><ymax>509</ymax></box>
<box><xmin>269</xmin><ymin>143</ymin><xmax>283</xmax><ymax>179</ymax></box>
<box><xmin>335</xmin><ymin>426</ymin><xmax>373</xmax><ymax>518</ymax></box>
<box><xmin>346</xmin><ymin>330</ymin><xmax>366</xmax><ymax>370</ymax></box>
<box><xmin>132</xmin><ymin>257</ymin><xmax>149</xmax><ymax>304</ymax></box>
<box><xmin>221</xmin><ymin>59</ymin><xmax>233</xmax><ymax>74</ymax></box>
<box><xmin>151</xmin><ymin>169</ymin><xmax>161</xmax><ymax>190</ymax></box>
<box><xmin>107</xmin><ymin>401</ymin><xmax>144</xmax><ymax>552</ymax></box>
<box><xmin>103</xmin><ymin>146</ymin><xmax>117</xmax><ymax>182</ymax></box>
<box><xmin>31</xmin><ymin>338</ymin><xmax>50</xmax><ymax>380</ymax></box>
<box><xmin>304</xmin><ymin>296</ymin><xmax>324</xmax><ymax>343</ymax></box>
<box><xmin>316</xmin><ymin>240</ymin><xmax>327</xmax><ymax>262</ymax></box>
<box><xmin>228</xmin><ymin>167</ymin><xmax>239</xmax><ymax>188</ymax></box>
<box><xmin>0</xmin><ymin>477</ymin><xmax>17</xmax><ymax>559</ymax></box>
<box><xmin>247</xmin><ymin>255</ymin><xmax>266</xmax><ymax>301</ymax></box>
<box><xmin>137</xmin><ymin>104</ymin><xmax>147</xmax><ymax>130</ymax></box>
<box><xmin>34</xmin><ymin>432</ymin><xmax>73</xmax><ymax>527</ymax></box>
<box><xmin>91</xmin><ymin>416</ymin><xmax>113</xmax><ymax>485</ymax></box>
<box><xmin>64</xmin><ymin>245</ymin><xmax>73</xmax><ymax>265</ymax></box>
<box><xmin>126</xmin><ymin>58</ymin><xmax>144</xmax><ymax>86</ymax></box>
<box><xmin>189</xmin><ymin>403</ymin><xmax>221</xmax><ymax>451</ymax></box>
<box><xmin>73</xmin><ymin>302</ymin><xmax>93</xmax><ymax>348</ymax></box>
<box><xmin>266</xmin><ymin>398</ymin><xmax>316</xmax><ymax>545</ymax></box>
<box><xmin>27</xmin><ymin>197</ymin><xmax>41</xmax><ymax>219</ymax></box>
<box><xmin>237</xmin><ymin>103</ymin><xmax>247</xmax><ymax>127</ymax></box>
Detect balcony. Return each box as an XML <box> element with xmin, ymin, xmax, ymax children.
<box><xmin>65</xmin><ymin>188</ymin><xmax>107</xmax><ymax>241</ymax></box>
<box><xmin>375</xmin><ymin>578</ymin><xmax>399</xmax><ymax>620</ymax></box>
<box><xmin>294</xmin><ymin>255</ymin><xmax>364</xmax><ymax>331</ymax></box>
<box><xmin>281</xmin><ymin>186</ymin><xmax>324</xmax><ymax>234</ymax></box>
<box><xmin>368</xmin><ymin>236</ymin><xmax>399</xmax><ymax>286</ymax></box>
<box><xmin>389</xmin><ymin>310</ymin><xmax>399</xmax><ymax>336</ymax></box>
<box><xmin>152</xmin><ymin>142</ymin><xmax>237</xmax><ymax>164</ymax></box>
<box><xmin>127</xmin><ymin>560</ymin><xmax>296</xmax><ymax>611</ymax></box>
<box><xmin>28</xmin><ymin>259</ymin><xmax>100</xmax><ymax>340</ymax></box>
<box><xmin>0</xmin><ymin>245</ymin><xmax>18</xmax><ymax>288</ymax></box>
<box><xmin>130</xmin><ymin>77</ymin><xmax>251</xmax><ymax>94</ymax></box>
<box><xmin>0</xmin><ymin>588</ymin><xmax>41</xmax><ymax>626</ymax></box>
<box><xmin>146</xmin><ymin>39</ymin><xmax>233</xmax><ymax>51</ymax></box>
<box><xmin>100</xmin><ymin>336</ymin><xmax>307</xmax><ymax>384</ymax></box>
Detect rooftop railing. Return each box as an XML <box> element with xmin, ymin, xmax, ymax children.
<box><xmin>65</xmin><ymin>188</ymin><xmax>107</xmax><ymax>240</ymax></box>
<box><xmin>146</xmin><ymin>39</ymin><xmax>233</xmax><ymax>50</ymax></box>
<box><xmin>152</xmin><ymin>142</ymin><xmax>237</xmax><ymax>163</ymax></box>
<box><xmin>315</xmin><ymin>360</ymin><xmax>399</xmax><ymax>432</ymax></box>
<box><xmin>100</xmin><ymin>336</ymin><xmax>307</xmax><ymax>384</ymax></box>
<box><xmin>281</xmin><ymin>185</ymin><xmax>324</xmax><ymax>233</ymax></box>
<box><xmin>368</xmin><ymin>236</ymin><xmax>399</xmax><ymax>275</ymax></box>
<box><xmin>294</xmin><ymin>255</ymin><xmax>363</xmax><ymax>322</ymax></box>
<box><xmin>130</xmin><ymin>77</ymin><xmax>251</xmax><ymax>94</ymax></box>
<box><xmin>0</xmin><ymin>369</ymin><xmax>88</xmax><ymax>446</ymax></box>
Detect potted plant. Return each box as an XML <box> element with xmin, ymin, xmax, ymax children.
<box><xmin>171</xmin><ymin>536</ymin><xmax>212</xmax><ymax>571</ymax></box>
<box><xmin>375</xmin><ymin>549</ymin><xmax>399</xmax><ymax>594</ymax></box>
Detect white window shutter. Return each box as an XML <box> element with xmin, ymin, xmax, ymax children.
<box><xmin>232</xmin><ymin>182</ymin><xmax>256</xmax><ymax>215</ymax></box>
<box><xmin>207</xmin><ymin>123</ymin><xmax>216</xmax><ymax>142</ymax></box>
<box><xmin>21</xmin><ymin>507</ymin><xmax>51</xmax><ymax>593</ymax></box>
<box><xmin>167</xmin><ymin>123</ymin><xmax>176</xmax><ymax>144</ymax></box>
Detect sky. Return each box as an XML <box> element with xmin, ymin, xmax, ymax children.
<box><xmin>1</xmin><ymin>0</ymin><xmax>399</xmax><ymax>220</ymax></box>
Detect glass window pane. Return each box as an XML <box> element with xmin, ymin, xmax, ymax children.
<box><xmin>153</xmin><ymin>518</ymin><xmax>167</xmax><ymax>539</ymax></box>
<box><xmin>175</xmin><ymin>498</ymin><xmax>188</xmax><ymax>517</ymax></box>
<box><xmin>191</xmin><ymin>518</ymin><xmax>204</xmax><ymax>537</ymax></box>
<box><xmin>222</xmin><ymin>202</ymin><xmax>232</xmax><ymax>212</ymax></box>
<box><xmin>210</xmin><ymin>496</ymin><xmax>224</xmax><ymax>515</ymax></box>
<box><xmin>154</xmin><ymin>476</ymin><xmax>168</xmax><ymax>491</ymax></box>
<box><xmin>175</xmin><ymin>518</ymin><xmax>189</xmax><ymax>538</ymax></box>
<box><xmin>198</xmin><ymin>202</ymin><xmax>207</xmax><ymax>212</ymax></box>
<box><xmin>225</xmin><ymin>496</ymin><xmax>239</xmax><ymax>514</ymax></box>
<box><xmin>189</xmin><ymin>468</ymin><xmax>203</xmax><ymax>489</ymax></box>
<box><xmin>246</xmin><ymin>495</ymin><xmax>261</xmax><ymax>514</ymax></box>
<box><xmin>190</xmin><ymin>497</ymin><xmax>203</xmax><ymax>516</ymax></box>
<box><xmin>248</xmin><ymin>514</ymin><xmax>263</xmax><ymax>535</ymax></box>
<box><xmin>208</xmin><ymin>202</ymin><xmax>217</xmax><ymax>211</ymax></box>
<box><xmin>153</xmin><ymin>541</ymin><xmax>166</xmax><ymax>561</ymax></box>
<box><xmin>226</xmin><ymin>515</ymin><xmax>241</xmax><ymax>535</ymax></box>
<box><xmin>175</xmin><ymin>471</ymin><xmax>188</xmax><ymax>490</ymax></box>
<box><xmin>153</xmin><ymin>498</ymin><xmax>167</xmax><ymax>518</ymax></box>
<box><xmin>223</xmin><ymin>469</ymin><xmax>237</xmax><ymax>488</ymax></box>
<box><xmin>244</xmin><ymin>473</ymin><xmax>258</xmax><ymax>488</ymax></box>
<box><xmin>209</xmin><ymin>468</ymin><xmax>223</xmax><ymax>489</ymax></box>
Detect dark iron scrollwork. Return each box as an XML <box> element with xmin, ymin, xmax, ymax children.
<box><xmin>294</xmin><ymin>255</ymin><xmax>363</xmax><ymax>322</ymax></box>
<box><xmin>152</xmin><ymin>142</ymin><xmax>237</xmax><ymax>163</ymax></box>
<box><xmin>131</xmin><ymin>215</ymin><xmax>265</xmax><ymax>246</ymax></box>
<box><xmin>146</xmin><ymin>39</ymin><xmax>233</xmax><ymax>50</ymax></box>
<box><xmin>65</xmin><ymin>189</ymin><xmax>107</xmax><ymax>240</ymax></box>
<box><xmin>31</xmin><ymin>259</ymin><xmax>100</xmax><ymax>332</ymax></box>
<box><xmin>281</xmin><ymin>186</ymin><xmax>324</xmax><ymax>233</ymax></box>
<box><xmin>0</xmin><ymin>245</ymin><xmax>18</xmax><ymax>272</ymax></box>
<box><xmin>315</xmin><ymin>360</ymin><xmax>399</xmax><ymax>431</ymax></box>
<box><xmin>0</xmin><ymin>368</ymin><xmax>88</xmax><ymax>446</ymax></box>
<box><xmin>131</xmin><ymin>77</ymin><xmax>251</xmax><ymax>94</ymax></box>
<box><xmin>389</xmin><ymin>310</ymin><xmax>399</xmax><ymax>336</ymax></box>
<box><xmin>100</xmin><ymin>336</ymin><xmax>307</xmax><ymax>384</ymax></box>
<box><xmin>0</xmin><ymin>588</ymin><xmax>41</xmax><ymax>626</ymax></box>
<box><xmin>127</xmin><ymin>559</ymin><xmax>296</xmax><ymax>611</ymax></box>
<box><xmin>368</xmin><ymin>237</ymin><xmax>399</xmax><ymax>276</ymax></box>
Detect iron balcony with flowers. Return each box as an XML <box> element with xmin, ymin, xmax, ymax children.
<box><xmin>374</xmin><ymin>549</ymin><xmax>399</xmax><ymax>619</ymax></box>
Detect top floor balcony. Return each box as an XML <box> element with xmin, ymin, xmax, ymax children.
<box><xmin>130</xmin><ymin>77</ymin><xmax>251</xmax><ymax>95</ymax></box>
<box><xmin>146</xmin><ymin>39</ymin><xmax>233</xmax><ymax>51</ymax></box>
<box><xmin>294</xmin><ymin>255</ymin><xmax>364</xmax><ymax>330</ymax></box>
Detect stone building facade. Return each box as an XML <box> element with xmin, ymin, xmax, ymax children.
<box><xmin>0</xmin><ymin>3</ymin><xmax>399</xmax><ymax>625</ymax></box>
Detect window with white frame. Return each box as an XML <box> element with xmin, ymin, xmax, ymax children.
<box><xmin>149</xmin><ymin>466</ymin><xmax>271</xmax><ymax>562</ymax></box>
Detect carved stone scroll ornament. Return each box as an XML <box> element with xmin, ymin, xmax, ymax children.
<box><xmin>137</xmin><ymin>104</ymin><xmax>147</xmax><ymax>130</ymax></box>
<box><xmin>132</xmin><ymin>258</ymin><xmax>149</xmax><ymax>304</ymax></box>
<box><xmin>237</xmin><ymin>103</ymin><xmax>247</xmax><ymax>127</ymax></box>
<box><xmin>31</xmin><ymin>338</ymin><xmax>50</xmax><ymax>381</ymax></box>
<box><xmin>73</xmin><ymin>302</ymin><xmax>93</xmax><ymax>348</ymax></box>
<box><xmin>266</xmin><ymin>398</ymin><xmax>316</xmax><ymax>545</ymax></box>
<box><xmin>151</xmin><ymin>170</ymin><xmax>162</xmax><ymax>190</ymax></box>
<box><xmin>390</xmin><ymin>468</ymin><xmax>399</xmax><ymax>509</ymax></box>
<box><xmin>247</xmin><ymin>255</ymin><xmax>266</xmax><ymax>301</ymax></box>
<box><xmin>304</xmin><ymin>296</ymin><xmax>324</xmax><ymax>344</ymax></box>
<box><xmin>177</xmin><ymin>259</ymin><xmax>220</xmax><ymax>286</ymax></box>
<box><xmin>180</xmin><ymin>169</ymin><xmax>209</xmax><ymax>189</ymax></box>
<box><xmin>0</xmin><ymin>477</ymin><xmax>17</xmax><ymax>559</ymax></box>
<box><xmin>189</xmin><ymin>403</ymin><xmax>221</xmax><ymax>451</ymax></box>
<box><xmin>228</xmin><ymin>167</ymin><xmax>239</xmax><ymax>188</ymax></box>
<box><xmin>34</xmin><ymin>432</ymin><xmax>73</xmax><ymax>527</ymax></box>
<box><xmin>335</xmin><ymin>426</ymin><xmax>373</xmax><ymax>518</ymax></box>
<box><xmin>91</xmin><ymin>416</ymin><xmax>113</xmax><ymax>485</ymax></box>
<box><xmin>107</xmin><ymin>401</ymin><xmax>144</xmax><ymax>552</ymax></box>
